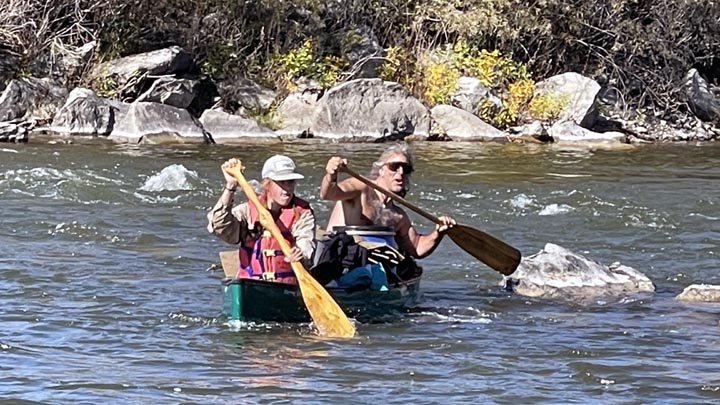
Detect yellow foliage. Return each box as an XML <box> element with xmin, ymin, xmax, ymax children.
<box><xmin>528</xmin><ymin>92</ymin><xmax>569</xmax><ymax>121</ymax></box>
<box><xmin>275</xmin><ymin>39</ymin><xmax>345</xmax><ymax>90</ymax></box>
<box><xmin>423</xmin><ymin>62</ymin><xmax>460</xmax><ymax>106</ymax></box>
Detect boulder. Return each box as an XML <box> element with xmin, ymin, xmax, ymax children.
<box><xmin>312</xmin><ymin>78</ymin><xmax>430</xmax><ymax>141</ymax></box>
<box><xmin>549</xmin><ymin>121</ymin><xmax>627</xmax><ymax>144</ymax></box>
<box><xmin>0</xmin><ymin>77</ymin><xmax>68</xmax><ymax>122</ymax></box>
<box><xmin>199</xmin><ymin>109</ymin><xmax>276</xmax><ymax>142</ymax></box>
<box><xmin>216</xmin><ymin>78</ymin><xmax>277</xmax><ymax>113</ymax></box>
<box><xmin>535</xmin><ymin>72</ymin><xmax>601</xmax><ymax>128</ymax></box>
<box><xmin>430</xmin><ymin>105</ymin><xmax>507</xmax><ymax>141</ymax></box>
<box><xmin>676</xmin><ymin>284</ymin><xmax>720</xmax><ymax>302</ymax></box>
<box><xmin>136</xmin><ymin>76</ymin><xmax>198</xmax><ymax>109</ymax></box>
<box><xmin>108</xmin><ymin>101</ymin><xmax>206</xmax><ymax>143</ymax></box>
<box><xmin>274</xmin><ymin>87</ymin><xmax>323</xmax><ymax>137</ymax></box>
<box><xmin>92</xmin><ymin>46</ymin><xmax>192</xmax><ymax>98</ymax></box>
<box><xmin>502</xmin><ymin>243</ymin><xmax>655</xmax><ymax>300</ymax></box>
<box><xmin>49</xmin><ymin>88</ymin><xmax>113</xmax><ymax>135</ymax></box>
<box><xmin>450</xmin><ymin>76</ymin><xmax>501</xmax><ymax>114</ymax></box>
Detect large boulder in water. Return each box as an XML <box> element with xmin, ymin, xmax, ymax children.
<box><xmin>502</xmin><ymin>243</ymin><xmax>655</xmax><ymax>300</ymax></box>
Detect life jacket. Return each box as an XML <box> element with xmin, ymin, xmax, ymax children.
<box><xmin>237</xmin><ymin>195</ymin><xmax>311</xmax><ymax>284</ymax></box>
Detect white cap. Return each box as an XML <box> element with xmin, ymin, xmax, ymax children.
<box><xmin>261</xmin><ymin>155</ymin><xmax>305</xmax><ymax>181</ymax></box>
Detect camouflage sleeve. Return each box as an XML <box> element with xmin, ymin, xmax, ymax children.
<box><xmin>206</xmin><ymin>200</ymin><xmax>251</xmax><ymax>245</ymax></box>
<box><xmin>291</xmin><ymin>209</ymin><xmax>317</xmax><ymax>266</ymax></box>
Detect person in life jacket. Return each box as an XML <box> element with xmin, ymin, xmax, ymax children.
<box><xmin>207</xmin><ymin>155</ymin><xmax>316</xmax><ymax>284</ymax></box>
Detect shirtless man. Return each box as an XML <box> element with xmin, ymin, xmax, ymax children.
<box><xmin>319</xmin><ymin>143</ymin><xmax>455</xmax><ymax>259</ymax></box>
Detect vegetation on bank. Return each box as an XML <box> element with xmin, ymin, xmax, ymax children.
<box><xmin>1</xmin><ymin>0</ymin><xmax>718</xmax><ymax>124</ymax></box>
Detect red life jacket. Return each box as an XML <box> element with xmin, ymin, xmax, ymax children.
<box><xmin>236</xmin><ymin>195</ymin><xmax>312</xmax><ymax>284</ymax></box>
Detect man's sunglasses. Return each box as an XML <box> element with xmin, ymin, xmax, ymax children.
<box><xmin>384</xmin><ymin>161</ymin><xmax>414</xmax><ymax>174</ymax></box>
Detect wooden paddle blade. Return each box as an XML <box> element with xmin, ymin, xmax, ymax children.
<box><xmin>447</xmin><ymin>224</ymin><xmax>521</xmax><ymax>276</ymax></box>
<box><xmin>343</xmin><ymin>165</ymin><xmax>522</xmax><ymax>276</ymax></box>
<box><xmin>224</xmin><ymin>162</ymin><xmax>356</xmax><ymax>338</ymax></box>
<box><xmin>290</xmin><ymin>263</ymin><xmax>357</xmax><ymax>337</ymax></box>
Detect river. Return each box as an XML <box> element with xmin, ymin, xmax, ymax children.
<box><xmin>1</xmin><ymin>140</ymin><xmax>719</xmax><ymax>404</ymax></box>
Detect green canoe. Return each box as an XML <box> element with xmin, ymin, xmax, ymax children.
<box><xmin>221</xmin><ymin>275</ymin><xmax>422</xmax><ymax>323</ymax></box>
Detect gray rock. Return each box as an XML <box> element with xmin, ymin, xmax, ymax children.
<box><xmin>684</xmin><ymin>68</ymin><xmax>719</xmax><ymax>122</ymax></box>
<box><xmin>108</xmin><ymin>101</ymin><xmax>205</xmax><ymax>143</ymax></box>
<box><xmin>137</xmin><ymin>76</ymin><xmax>198</xmax><ymax>109</ymax></box>
<box><xmin>341</xmin><ymin>26</ymin><xmax>384</xmax><ymax>79</ymax></box>
<box><xmin>535</xmin><ymin>72</ymin><xmax>601</xmax><ymax>128</ymax></box>
<box><xmin>450</xmin><ymin>77</ymin><xmax>501</xmax><ymax>114</ymax></box>
<box><xmin>274</xmin><ymin>88</ymin><xmax>323</xmax><ymax>137</ymax></box>
<box><xmin>430</xmin><ymin>104</ymin><xmax>506</xmax><ymax>141</ymax></box>
<box><xmin>312</xmin><ymin>78</ymin><xmax>430</xmax><ymax>140</ymax></box>
<box><xmin>676</xmin><ymin>284</ymin><xmax>720</xmax><ymax>302</ymax></box>
<box><xmin>199</xmin><ymin>109</ymin><xmax>276</xmax><ymax>142</ymax></box>
<box><xmin>502</xmin><ymin>243</ymin><xmax>655</xmax><ymax>300</ymax></box>
<box><xmin>0</xmin><ymin>77</ymin><xmax>68</xmax><ymax>121</ymax></box>
<box><xmin>217</xmin><ymin>78</ymin><xmax>277</xmax><ymax>112</ymax></box>
<box><xmin>49</xmin><ymin>88</ymin><xmax>113</xmax><ymax>135</ymax></box>
<box><xmin>94</xmin><ymin>46</ymin><xmax>192</xmax><ymax>97</ymax></box>
<box><xmin>549</xmin><ymin>121</ymin><xmax>627</xmax><ymax>144</ymax></box>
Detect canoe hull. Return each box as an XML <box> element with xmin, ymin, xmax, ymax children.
<box><xmin>222</xmin><ymin>277</ymin><xmax>421</xmax><ymax>323</ymax></box>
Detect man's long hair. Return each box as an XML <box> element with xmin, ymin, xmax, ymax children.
<box><xmin>369</xmin><ymin>142</ymin><xmax>414</xmax><ymax>198</ymax></box>
<box><xmin>368</xmin><ymin>143</ymin><xmax>414</xmax><ymax>226</ymax></box>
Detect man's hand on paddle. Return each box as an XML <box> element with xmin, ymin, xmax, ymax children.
<box><xmin>325</xmin><ymin>156</ymin><xmax>347</xmax><ymax>178</ymax></box>
<box><xmin>435</xmin><ymin>215</ymin><xmax>456</xmax><ymax>234</ymax></box>
<box><xmin>284</xmin><ymin>246</ymin><xmax>304</xmax><ymax>263</ymax></box>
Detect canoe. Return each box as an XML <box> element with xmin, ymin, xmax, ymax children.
<box><xmin>221</xmin><ymin>275</ymin><xmax>421</xmax><ymax>323</ymax></box>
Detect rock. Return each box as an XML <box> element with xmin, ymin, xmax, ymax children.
<box><xmin>48</xmin><ymin>88</ymin><xmax>114</xmax><ymax>135</ymax></box>
<box><xmin>0</xmin><ymin>48</ymin><xmax>20</xmax><ymax>91</ymax></box>
<box><xmin>216</xmin><ymin>78</ymin><xmax>277</xmax><ymax>113</ymax></box>
<box><xmin>450</xmin><ymin>76</ymin><xmax>501</xmax><ymax>114</ymax></box>
<box><xmin>32</xmin><ymin>41</ymin><xmax>95</xmax><ymax>86</ymax></box>
<box><xmin>340</xmin><ymin>26</ymin><xmax>385</xmax><ymax>79</ymax></box>
<box><xmin>312</xmin><ymin>78</ymin><xmax>430</xmax><ymax>140</ymax></box>
<box><xmin>92</xmin><ymin>46</ymin><xmax>193</xmax><ymax>98</ymax></box>
<box><xmin>136</xmin><ymin>77</ymin><xmax>198</xmax><ymax>109</ymax></box>
<box><xmin>430</xmin><ymin>105</ymin><xmax>507</xmax><ymax>141</ymax></box>
<box><xmin>549</xmin><ymin>121</ymin><xmax>627</xmax><ymax>145</ymax></box>
<box><xmin>108</xmin><ymin>101</ymin><xmax>206</xmax><ymax>143</ymax></box>
<box><xmin>274</xmin><ymin>88</ymin><xmax>322</xmax><ymax>137</ymax></box>
<box><xmin>198</xmin><ymin>109</ymin><xmax>276</xmax><ymax>142</ymax></box>
<box><xmin>676</xmin><ymin>284</ymin><xmax>720</xmax><ymax>302</ymax></box>
<box><xmin>0</xmin><ymin>77</ymin><xmax>68</xmax><ymax>122</ymax></box>
<box><xmin>683</xmin><ymin>68</ymin><xmax>719</xmax><ymax>122</ymax></box>
<box><xmin>535</xmin><ymin>72</ymin><xmax>601</xmax><ymax>128</ymax></box>
<box><xmin>502</xmin><ymin>243</ymin><xmax>655</xmax><ymax>300</ymax></box>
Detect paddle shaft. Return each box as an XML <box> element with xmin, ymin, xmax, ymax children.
<box><xmin>224</xmin><ymin>163</ymin><xmax>356</xmax><ymax>338</ymax></box>
<box><xmin>342</xmin><ymin>167</ymin><xmax>441</xmax><ymax>224</ymax></box>
<box><xmin>343</xmin><ymin>165</ymin><xmax>522</xmax><ymax>275</ymax></box>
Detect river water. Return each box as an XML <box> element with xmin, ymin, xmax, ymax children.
<box><xmin>1</xmin><ymin>140</ymin><xmax>719</xmax><ymax>404</ymax></box>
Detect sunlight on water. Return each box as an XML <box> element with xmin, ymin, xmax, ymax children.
<box><xmin>1</xmin><ymin>142</ymin><xmax>720</xmax><ymax>404</ymax></box>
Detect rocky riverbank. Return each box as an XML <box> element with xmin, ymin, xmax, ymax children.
<box><xmin>1</xmin><ymin>45</ymin><xmax>718</xmax><ymax>146</ymax></box>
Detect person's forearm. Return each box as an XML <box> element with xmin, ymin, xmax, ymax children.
<box><xmin>319</xmin><ymin>172</ymin><xmax>339</xmax><ymax>200</ymax></box>
<box><xmin>415</xmin><ymin>231</ymin><xmax>444</xmax><ymax>258</ymax></box>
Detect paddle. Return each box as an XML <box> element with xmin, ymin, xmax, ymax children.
<box><xmin>343</xmin><ymin>166</ymin><xmax>522</xmax><ymax>276</ymax></box>
<box><xmin>224</xmin><ymin>162</ymin><xmax>356</xmax><ymax>338</ymax></box>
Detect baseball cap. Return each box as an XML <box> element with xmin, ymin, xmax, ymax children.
<box><xmin>261</xmin><ymin>155</ymin><xmax>305</xmax><ymax>181</ymax></box>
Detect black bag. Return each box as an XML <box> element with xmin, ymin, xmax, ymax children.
<box><xmin>310</xmin><ymin>232</ymin><xmax>367</xmax><ymax>285</ymax></box>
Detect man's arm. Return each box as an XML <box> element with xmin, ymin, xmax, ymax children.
<box><xmin>395</xmin><ymin>210</ymin><xmax>448</xmax><ymax>259</ymax></box>
<box><xmin>320</xmin><ymin>175</ymin><xmax>365</xmax><ymax>201</ymax></box>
